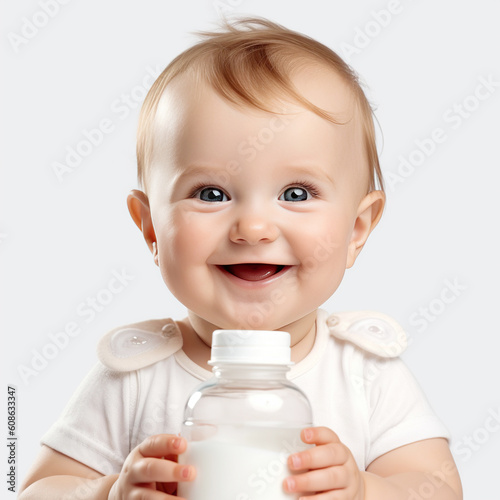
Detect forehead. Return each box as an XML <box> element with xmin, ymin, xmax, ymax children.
<box><xmin>150</xmin><ymin>65</ymin><xmax>366</xmax><ymax>187</ymax></box>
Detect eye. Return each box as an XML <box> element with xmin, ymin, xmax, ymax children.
<box><xmin>279</xmin><ymin>186</ymin><xmax>311</xmax><ymax>202</ymax></box>
<box><xmin>197</xmin><ymin>187</ymin><xmax>229</xmax><ymax>202</ymax></box>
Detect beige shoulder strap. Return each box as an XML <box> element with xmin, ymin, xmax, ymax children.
<box><xmin>97</xmin><ymin>318</ymin><xmax>183</xmax><ymax>371</ymax></box>
<box><xmin>97</xmin><ymin>310</ymin><xmax>407</xmax><ymax>370</ymax></box>
<box><xmin>326</xmin><ymin>310</ymin><xmax>407</xmax><ymax>357</ymax></box>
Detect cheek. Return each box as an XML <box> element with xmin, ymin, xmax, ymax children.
<box><xmin>152</xmin><ymin>210</ymin><xmax>213</xmax><ymax>303</ymax></box>
<box><xmin>292</xmin><ymin>212</ymin><xmax>353</xmax><ymax>265</ymax></box>
<box><xmin>154</xmin><ymin>209</ymin><xmax>218</xmax><ymax>267</ymax></box>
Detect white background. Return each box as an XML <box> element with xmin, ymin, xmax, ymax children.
<box><xmin>1</xmin><ymin>0</ymin><xmax>499</xmax><ymax>497</ymax></box>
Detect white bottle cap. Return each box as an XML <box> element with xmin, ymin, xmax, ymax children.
<box><xmin>209</xmin><ymin>330</ymin><xmax>292</xmax><ymax>365</ymax></box>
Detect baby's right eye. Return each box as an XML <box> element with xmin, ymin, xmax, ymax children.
<box><xmin>196</xmin><ymin>187</ymin><xmax>229</xmax><ymax>202</ymax></box>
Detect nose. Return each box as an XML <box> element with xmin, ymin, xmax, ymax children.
<box><xmin>229</xmin><ymin>212</ymin><xmax>280</xmax><ymax>245</ymax></box>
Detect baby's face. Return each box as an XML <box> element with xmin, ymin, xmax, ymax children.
<box><xmin>141</xmin><ymin>66</ymin><xmax>381</xmax><ymax>331</ymax></box>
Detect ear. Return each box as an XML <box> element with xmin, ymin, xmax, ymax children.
<box><xmin>346</xmin><ymin>190</ymin><xmax>385</xmax><ymax>269</ymax></box>
<box><xmin>127</xmin><ymin>190</ymin><xmax>159</xmax><ymax>266</ymax></box>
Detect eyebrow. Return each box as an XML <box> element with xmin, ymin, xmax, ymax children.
<box><xmin>172</xmin><ymin>162</ymin><xmax>336</xmax><ymax>187</ymax></box>
<box><xmin>171</xmin><ymin>164</ymin><xmax>233</xmax><ymax>187</ymax></box>
<box><xmin>174</xmin><ymin>164</ymin><xmax>227</xmax><ymax>178</ymax></box>
<box><xmin>276</xmin><ymin>164</ymin><xmax>336</xmax><ymax>185</ymax></box>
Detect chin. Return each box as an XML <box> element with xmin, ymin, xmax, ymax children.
<box><xmin>221</xmin><ymin>308</ymin><xmax>302</xmax><ymax>332</ymax></box>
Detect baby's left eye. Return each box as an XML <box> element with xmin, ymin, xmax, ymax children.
<box><xmin>279</xmin><ymin>187</ymin><xmax>311</xmax><ymax>202</ymax></box>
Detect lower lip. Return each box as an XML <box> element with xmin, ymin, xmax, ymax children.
<box><xmin>215</xmin><ymin>265</ymin><xmax>292</xmax><ymax>288</ymax></box>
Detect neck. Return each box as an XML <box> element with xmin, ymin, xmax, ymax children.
<box><xmin>178</xmin><ymin>310</ymin><xmax>318</xmax><ymax>370</ymax></box>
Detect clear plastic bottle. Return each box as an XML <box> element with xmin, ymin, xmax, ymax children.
<box><xmin>178</xmin><ymin>329</ymin><xmax>313</xmax><ymax>500</ymax></box>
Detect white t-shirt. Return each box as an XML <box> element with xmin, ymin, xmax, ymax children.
<box><xmin>41</xmin><ymin>309</ymin><xmax>449</xmax><ymax>475</ymax></box>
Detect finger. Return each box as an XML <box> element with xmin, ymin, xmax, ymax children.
<box><xmin>138</xmin><ymin>435</ymin><xmax>187</xmax><ymax>458</ymax></box>
<box><xmin>128</xmin><ymin>456</ymin><xmax>196</xmax><ymax>485</ymax></box>
<box><xmin>290</xmin><ymin>491</ymin><xmax>346</xmax><ymax>500</ymax></box>
<box><xmin>288</xmin><ymin>442</ymin><xmax>349</xmax><ymax>471</ymax></box>
<box><xmin>284</xmin><ymin>466</ymin><xmax>348</xmax><ymax>494</ymax></box>
<box><xmin>128</xmin><ymin>486</ymin><xmax>178</xmax><ymax>500</ymax></box>
<box><xmin>301</xmin><ymin>426</ymin><xmax>340</xmax><ymax>446</ymax></box>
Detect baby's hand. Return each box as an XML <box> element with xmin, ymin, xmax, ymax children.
<box><xmin>108</xmin><ymin>434</ymin><xmax>195</xmax><ymax>499</ymax></box>
<box><xmin>285</xmin><ymin>427</ymin><xmax>364</xmax><ymax>499</ymax></box>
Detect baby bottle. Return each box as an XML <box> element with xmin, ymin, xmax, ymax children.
<box><xmin>177</xmin><ymin>329</ymin><xmax>313</xmax><ymax>500</ymax></box>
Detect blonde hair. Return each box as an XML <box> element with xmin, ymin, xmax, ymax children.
<box><xmin>137</xmin><ymin>17</ymin><xmax>384</xmax><ymax>192</ymax></box>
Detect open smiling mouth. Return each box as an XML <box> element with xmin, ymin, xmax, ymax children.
<box><xmin>219</xmin><ymin>264</ymin><xmax>289</xmax><ymax>282</ymax></box>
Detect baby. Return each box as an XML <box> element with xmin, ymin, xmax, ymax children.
<box><xmin>19</xmin><ymin>17</ymin><xmax>462</xmax><ymax>500</ymax></box>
